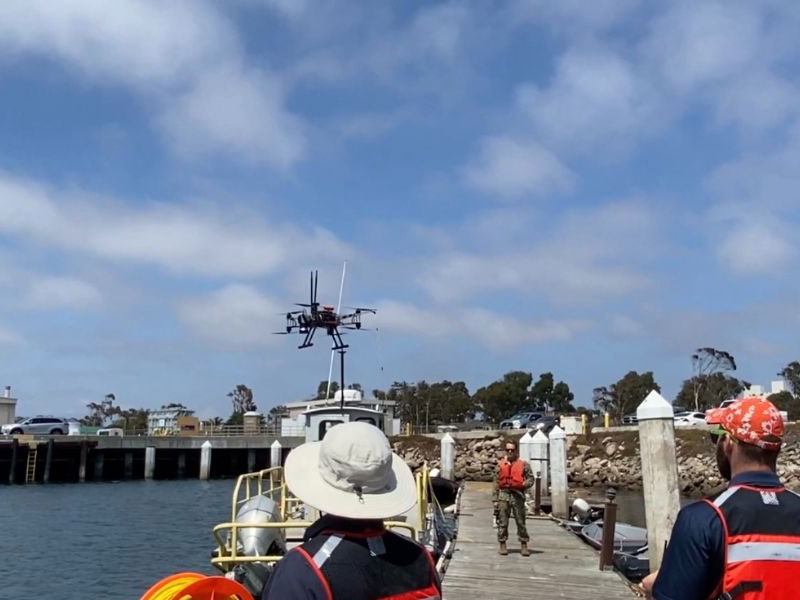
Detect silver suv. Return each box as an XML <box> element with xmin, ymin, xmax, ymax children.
<box><xmin>1</xmin><ymin>416</ymin><xmax>69</xmax><ymax>435</ymax></box>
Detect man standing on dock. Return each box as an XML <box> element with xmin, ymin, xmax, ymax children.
<box><xmin>642</xmin><ymin>396</ymin><xmax>800</xmax><ymax>600</ymax></box>
<box><xmin>493</xmin><ymin>438</ymin><xmax>534</xmax><ymax>556</ymax></box>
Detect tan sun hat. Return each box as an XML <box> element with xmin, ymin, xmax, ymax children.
<box><xmin>284</xmin><ymin>421</ymin><xmax>417</xmax><ymax>520</ymax></box>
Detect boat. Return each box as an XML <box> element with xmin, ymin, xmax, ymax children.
<box><xmin>612</xmin><ymin>545</ymin><xmax>650</xmax><ymax>582</ymax></box>
<box><xmin>578</xmin><ymin>520</ymin><xmax>648</xmax><ymax>555</ymax></box>
<box><xmin>141</xmin><ymin>406</ymin><xmax>462</xmax><ymax>599</ymax></box>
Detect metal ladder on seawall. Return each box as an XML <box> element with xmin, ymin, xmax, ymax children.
<box><xmin>26</xmin><ymin>443</ymin><xmax>38</xmax><ymax>484</ymax></box>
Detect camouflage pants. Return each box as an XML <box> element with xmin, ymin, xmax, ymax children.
<box><xmin>497</xmin><ymin>492</ymin><xmax>529</xmax><ymax>543</ymax></box>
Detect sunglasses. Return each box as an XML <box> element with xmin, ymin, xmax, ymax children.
<box><xmin>708</xmin><ymin>426</ymin><xmax>728</xmax><ymax>445</ymax></box>
<box><xmin>505</xmin><ymin>447</ymin><xmax>516</xmax><ymax>452</ymax></box>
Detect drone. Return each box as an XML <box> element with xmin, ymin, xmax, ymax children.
<box><xmin>274</xmin><ymin>270</ymin><xmax>375</xmax><ymax>350</ymax></box>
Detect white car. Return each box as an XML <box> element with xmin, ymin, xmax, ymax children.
<box><xmin>674</xmin><ymin>412</ymin><xmax>708</xmax><ymax>428</ymax></box>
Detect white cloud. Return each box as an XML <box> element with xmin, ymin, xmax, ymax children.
<box><xmin>510</xmin><ymin>0</ymin><xmax>640</xmax><ymax>34</ymax></box>
<box><xmin>0</xmin><ymin>173</ymin><xmax>350</xmax><ymax>277</ymax></box>
<box><xmin>464</xmin><ymin>136</ymin><xmax>574</xmax><ymax>199</ymax></box>
<box><xmin>0</xmin><ymin>0</ymin><xmax>305</xmax><ymax>168</ymax></box>
<box><xmin>178</xmin><ymin>285</ymin><xmax>284</xmax><ymax>347</ymax></box>
<box><xmin>716</xmin><ymin>220</ymin><xmax>795</xmax><ymax>275</ymax></box>
<box><xmin>26</xmin><ymin>277</ymin><xmax>102</xmax><ymax>310</ymax></box>
<box><xmin>515</xmin><ymin>46</ymin><xmax>663</xmax><ymax>155</ymax></box>
<box><xmin>610</xmin><ymin>315</ymin><xmax>645</xmax><ymax>337</ymax></box>
<box><xmin>416</xmin><ymin>201</ymin><xmax>657</xmax><ymax>303</ymax></box>
<box><xmin>375</xmin><ymin>300</ymin><xmax>591</xmax><ymax>348</ymax></box>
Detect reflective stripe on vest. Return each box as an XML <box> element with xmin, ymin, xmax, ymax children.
<box><xmin>498</xmin><ymin>459</ymin><xmax>525</xmax><ymax>490</ymax></box>
<box><xmin>313</xmin><ymin>535</ymin><xmax>343</xmax><ymax>567</ymax></box>
<box><xmin>705</xmin><ymin>485</ymin><xmax>800</xmax><ymax>600</ymax></box>
<box><xmin>727</xmin><ymin>542</ymin><xmax>800</xmax><ymax>564</ymax></box>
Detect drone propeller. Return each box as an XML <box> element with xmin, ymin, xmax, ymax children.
<box><xmin>345</xmin><ymin>306</ymin><xmax>377</xmax><ymax>314</ymax></box>
<box><xmin>272</xmin><ymin>331</ymin><xmax>291</xmax><ymax>335</ymax></box>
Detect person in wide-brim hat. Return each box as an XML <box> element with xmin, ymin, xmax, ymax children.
<box><xmin>262</xmin><ymin>422</ymin><xmax>441</xmax><ymax>600</ymax></box>
<box><xmin>284</xmin><ymin>420</ymin><xmax>417</xmax><ymax>519</ymax></box>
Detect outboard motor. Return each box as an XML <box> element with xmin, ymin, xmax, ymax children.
<box><xmin>571</xmin><ymin>498</ymin><xmax>601</xmax><ymax>524</ymax></box>
<box><xmin>231</xmin><ymin>495</ymin><xmax>287</xmax><ymax>596</ymax></box>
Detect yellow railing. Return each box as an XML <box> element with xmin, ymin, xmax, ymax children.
<box><xmin>211</xmin><ymin>465</ymin><xmax>429</xmax><ymax>573</ymax></box>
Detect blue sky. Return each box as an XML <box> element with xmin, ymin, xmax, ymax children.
<box><xmin>1</xmin><ymin>1</ymin><xmax>799</xmax><ymax>420</ymax></box>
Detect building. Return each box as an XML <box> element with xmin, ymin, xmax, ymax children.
<box><xmin>0</xmin><ymin>386</ymin><xmax>17</xmax><ymax>426</ymax></box>
<box><xmin>147</xmin><ymin>407</ymin><xmax>196</xmax><ymax>435</ymax></box>
<box><xmin>740</xmin><ymin>380</ymin><xmax>792</xmax><ymax>399</ymax></box>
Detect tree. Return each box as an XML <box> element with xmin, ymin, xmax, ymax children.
<box><xmin>372</xmin><ymin>388</ymin><xmax>387</xmax><ymax>400</ymax></box>
<box><xmin>227</xmin><ymin>384</ymin><xmax>256</xmax><ymax>424</ymax></box>
<box><xmin>675</xmin><ymin>373</ymin><xmax>748</xmax><ymax>411</ymax></box>
<box><xmin>778</xmin><ymin>362</ymin><xmax>800</xmax><ymax>396</ymax></box>
<box><xmin>268</xmin><ymin>404</ymin><xmax>289</xmax><ymax>426</ymax></box>
<box><xmin>768</xmin><ymin>391</ymin><xmax>800</xmax><ymax>421</ymax></box>
<box><xmin>528</xmin><ymin>372</ymin><xmax>575</xmax><ymax>413</ymax></box>
<box><xmin>111</xmin><ymin>408</ymin><xmax>149</xmax><ymax>432</ymax></box>
<box><xmin>473</xmin><ymin>371</ymin><xmax>532</xmax><ymax>424</ymax></box>
<box><xmin>593</xmin><ymin>371</ymin><xmax>661</xmax><ymax>423</ymax></box>
<box><xmin>161</xmin><ymin>402</ymin><xmax>187</xmax><ymax>410</ymax></box>
<box><xmin>82</xmin><ymin>394</ymin><xmax>121</xmax><ymax>426</ymax></box>
<box><xmin>316</xmin><ymin>380</ymin><xmax>339</xmax><ymax>399</ymax></box>
<box><xmin>690</xmin><ymin>347</ymin><xmax>737</xmax><ymax>412</ymax></box>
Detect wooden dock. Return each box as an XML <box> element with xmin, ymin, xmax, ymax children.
<box><xmin>443</xmin><ymin>482</ymin><xmax>638</xmax><ymax>600</ymax></box>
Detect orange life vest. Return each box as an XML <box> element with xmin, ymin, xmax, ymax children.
<box><xmin>498</xmin><ymin>458</ymin><xmax>525</xmax><ymax>490</ymax></box>
<box><xmin>704</xmin><ymin>484</ymin><xmax>800</xmax><ymax>600</ymax></box>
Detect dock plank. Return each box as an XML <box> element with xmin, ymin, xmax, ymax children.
<box><xmin>443</xmin><ymin>482</ymin><xmax>636</xmax><ymax>600</ymax></box>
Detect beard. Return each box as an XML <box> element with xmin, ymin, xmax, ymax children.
<box><xmin>716</xmin><ymin>440</ymin><xmax>732</xmax><ymax>481</ymax></box>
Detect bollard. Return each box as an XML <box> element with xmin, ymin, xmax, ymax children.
<box><xmin>440</xmin><ymin>433</ymin><xmax>455</xmax><ymax>480</ymax></box>
<box><xmin>531</xmin><ymin>430</ymin><xmax>549</xmax><ymax>495</ymax></box>
<box><xmin>599</xmin><ymin>487</ymin><xmax>618</xmax><ymax>570</ymax></box>
<box><xmin>200</xmin><ymin>440</ymin><xmax>212</xmax><ymax>480</ymax></box>
<box><xmin>581</xmin><ymin>413</ymin><xmax>588</xmax><ymax>435</ymax></box>
<box><xmin>270</xmin><ymin>440</ymin><xmax>282</xmax><ymax>468</ymax></box>
<box><xmin>533</xmin><ymin>474</ymin><xmax>542</xmax><ymax>515</ymax></box>
<box><xmin>43</xmin><ymin>438</ymin><xmax>54</xmax><ymax>484</ymax></box>
<box><xmin>604</xmin><ymin>412</ymin><xmax>610</xmax><ymax>428</ymax></box>
<box><xmin>637</xmin><ymin>391</ymin><xmax>680</xmax><ymax>571</ymax></box>
<box><xmin>78</xmin><ymin>440</ymin><xmax>87</xmax><ymax>483</ymax></box>
<box><xmin>9</xmin><ymin>438</ymin><xmax>18</xmax><ymax>484</ymax></box>
<box><xmin>549</xmin><ymin>425</ymin><xmax>569</xmax><ymax>518</ymax></box>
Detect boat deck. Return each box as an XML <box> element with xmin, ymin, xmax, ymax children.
<box><xmin>443</xmin><ymin>482</ymin><xmax>638</xmax><ymax>600</ymax></box>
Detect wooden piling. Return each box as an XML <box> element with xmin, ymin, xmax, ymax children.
<box><xmin>43</xmin><ymin>438</ymin><xmax>54</xmax><ymax>484</ymax></box>
<box><xmin>599</xmin><ymin>492</ymin><xmax>617</xmax><ymax>570</ymax></box>
<box><xmin>8</xmin><ymin>438</ymin><xmax>18</xmax><ymax>484</ymax></box>
<box><xmin>200</xmin><ymin>440</ymin><xmax>212</xmax><ymax>480</ymax></box>
<box><xmin>533</xmin><ymin>474</ymin><xmax>542</xmax><ymax>515</ymax></box>
<box><xmin>144</xmin><ymin>447</ymin><xmax>155</xmax><ymax>480</ymax></box>
<box><xmin>78</xmin><ymin>441</ymin><xmax>87</xmax><ymax>483</ymax></box>
<box><xmin>531</xmin><ymin>430</ymin><xmax>549</xmax><ymax>494</ymax></box>
<box><xmin>177</xmin><ymin>451</ymin><xmax>186</xmax><ymax>478</ymax></box>
<box><xmin>549</xmin><ymin>425</ymin><xmax>569</xmax><ymax>518</ymax></box>
<box><xmin>440</xmin><ymin>433</ymin><xmax>455</xmax><ymax>480</ymax></box>
<box><xmin>270</xmin><ymin>440</ymin><xmax>282</xmax><ymax>468</ymax></box>
<box><xmin>124</xmin><ymin>452</ymin><xmax>133</xmax><ymax>480</ymax></box>
<box><xmin>247</xmin><ymin>449</ymin><xmax>256</xmax><ymax>473</ymax></box>
<box><xmin>93</xmin><ymin>450</ymin><xmax>104</xmax><ymax>481</ymax></box>
<box><xmin>637</xmin><ymin>390</ymin><xmax>681</xmax><ymax>571</ymax></box>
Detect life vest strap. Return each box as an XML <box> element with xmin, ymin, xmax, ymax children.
<box><xmin>717</xmin><ymin>580</ymin><xmax>762</xmax><ymax>600</ymax></box>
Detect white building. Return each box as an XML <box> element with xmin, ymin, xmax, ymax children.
<box><xmin>0</xmin><ymin>385</ymin><xmax>17</xmax><ymax>426</ymax></box>
<box><xmin>280</xmin><ymin>389</ymin><xmax>399</xmax><ymax>437</ymax></box>
<box><xmin>147</xmin><ymin>407</ymin><xmax>195</xmax><ymax>435</ymax></box>
<box><xmin>740</xmin><ymin>380</ymin><xmax>792</xmax><ymax>399</ymax></box>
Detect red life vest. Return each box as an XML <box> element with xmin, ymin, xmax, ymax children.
<box><xmin>704</xmin><ymin>484</ymin><xmax>800</xmax><ymax>600</ymax></box>
<box><xmin>498</xmin><ymin>459</ymin><xmax>525</xmax><ymax>490</ymax></box>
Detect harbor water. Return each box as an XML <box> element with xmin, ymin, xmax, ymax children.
<box><xmin>1</xmin><ymin>480</ymin><xmax>232</xmax><ymax>599</ymax></box>
<box><xmin>0</xmin><ymin>480</ymin><xmax>683</xmax><ymax>598</ymax></box>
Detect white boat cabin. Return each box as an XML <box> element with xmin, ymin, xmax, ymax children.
<box><xmin>303</xmin><ymin>405</ymin><xmax>385</xmax><ymax>443</ymax></box>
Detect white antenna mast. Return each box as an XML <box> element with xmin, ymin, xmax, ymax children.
<box><xmin>325</xmin><ymin>261</ymin><xmax>347</xmax><ymax>402</ymax></box>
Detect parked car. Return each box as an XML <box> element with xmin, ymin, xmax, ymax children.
<box><xmin>529</xmin><ymin>415</ymin><xmax>558</xmax><ymax>433</ymax></box>
<box><xmin>499</xmin><ymin>412</ymin><xmax>543</xmax><ymax>429</ymax></box>
<box><xmin>621</xmin><ymin>413</ymin><xmax>637</xmax><ymax>425</ymax></box>
<box><xmin>1</xmin><ymin>416</ymin><xmax>70</xmax><ymax>435</ymax></box>
<box><xmin>674</xmin><ymin>412</ymin><xmax>708</xmax><ymax>427</ymax></box>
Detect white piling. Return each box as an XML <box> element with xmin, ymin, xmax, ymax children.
<box><xmin>531</xmin><ymin>429</ymin><xmax>549</xmax><ymax>494</ymax></box>
<box><xmin>440</xmin><ymin>433</ymin><xmax>455</xmax><ymax>480</ymax></box>
<box><xmin>200</xmin><ymin>440</ymin><xmax>212</xmax><ymax>480</ymax></box>
<box><xmin>637</xmin><ymin>391</ymin><xmax>681</xmax><ymax>572</ymax></box>
<box><xmin>144</xmin><ymin>446</ymin><xmax>155</xmax><ymax>480</ymax></box>
<box><xmin>270</xmin><ymin>439</ymin><xmax>282</xmax><ymax>468</ymax></box>
<box><xmin>549</xmin><ymin>425</ymin><xmax>569</xmax><ymax>518</ymax></box>
<box><xmin>519</xmin><ymin>431</ymin><xmax>533</xmax><ymax>462</ymax></box>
